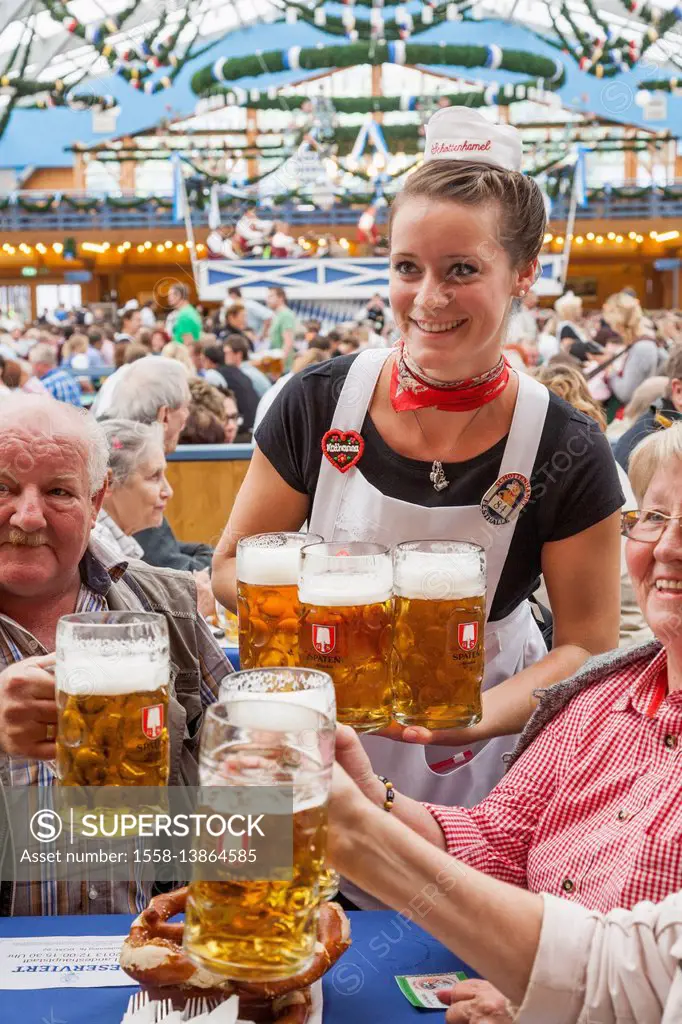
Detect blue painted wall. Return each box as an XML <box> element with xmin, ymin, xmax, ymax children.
<box><xmin>1</xmin><ymin>16</ymin><xmax>679</xmax><ymax>171</ymax></box>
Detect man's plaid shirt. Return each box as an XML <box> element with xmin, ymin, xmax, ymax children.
<box><xmin>0</xmin><ymin>537</ymin><xmax>231</xmax><ymax>916</ymax></box>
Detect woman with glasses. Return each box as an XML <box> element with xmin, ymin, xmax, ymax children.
<box><xmin>333</xmin><ymin>420</ymin><xmax>682</xmax><ymax>1022</ymax></box>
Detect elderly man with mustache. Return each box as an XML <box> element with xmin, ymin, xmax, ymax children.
<box><xmin>0</xmin><ymin>393</ymin><xmax>231</xmax><ymax>916</ymax></box>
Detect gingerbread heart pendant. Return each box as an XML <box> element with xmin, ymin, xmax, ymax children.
<box><xmin>321</xmin><ymin>429</ymin><xmax>365</xmax><ymax>473</ymax></box>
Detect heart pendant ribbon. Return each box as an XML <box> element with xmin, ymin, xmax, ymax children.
<box><xmin>321</xmin><ymin>429</ymin><xmax>365</xmax><ymax>473</ymax></box>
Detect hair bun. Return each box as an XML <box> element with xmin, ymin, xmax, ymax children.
<box><xmin>424</xmin><ymin>107</ymin><xmax>522</xmax><ymax>172</ymax></box>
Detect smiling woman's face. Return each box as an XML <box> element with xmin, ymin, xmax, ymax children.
<box><xmin>104</xmin><ymin>443</ymin><xmax>172</xmax><ymax>537</ymax></box>
<box><xmin>626</xmin><ymin>461</ymin><xmax>682</xmax><ymax>645</ymax></box>
<box><xmin>389</xmin><ymin>197</ymin><xmax>533</xmax><ymax>381</ymax></box>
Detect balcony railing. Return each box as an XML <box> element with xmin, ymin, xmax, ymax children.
<box><xmin>1</xmin><ymin>187</ymin><xmax>681</xmax><ymax>232</ymax></box>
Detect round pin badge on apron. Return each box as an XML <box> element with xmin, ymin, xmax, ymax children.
<box><xmin>481</xmin><ymin>473</ymin><xmax>532</xmax><ymax>526</ymax></box>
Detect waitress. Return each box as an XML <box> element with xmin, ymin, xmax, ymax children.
<box><xmin>212</xmin><ymin>106</ymin><xmax>623</xmax><ymax>861</ymax></box>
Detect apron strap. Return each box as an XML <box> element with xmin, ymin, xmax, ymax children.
<box><xmin>309</xmin><ymin>348</ymin><xmax>392</xmax><ymax>541</ymax></box>
<box><xmin>484</xmin><ymin>371</ymin><xmax>550</xmax><ymax>617</ymax></box>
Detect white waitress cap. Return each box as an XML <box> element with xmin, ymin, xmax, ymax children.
<box><xmin>424</xmin><ymin>107</ymin><xmax>522</xmax><ymax>173</ymax></box>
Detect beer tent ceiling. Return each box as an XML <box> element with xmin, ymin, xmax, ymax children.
<box><xmin>0</xmin><ymin>0</ymin><xmax>680</xmax><ymax>169</ymax></box>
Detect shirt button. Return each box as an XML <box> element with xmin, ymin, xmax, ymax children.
<box><xmin>88</xmin><ymin>887</ymin><xmax>98</xmax><ymax>900</ymax></box>
<box><xmin>664</xmin><ymin>735</ymin><xmax>678</xmax><ymax>749</ymax></box>
<box><xmin>561</xmin><ymin>878</ymin><xmax>575</xmax><ymax>893</ymax></box>
<box><xmin>617</xmin><ymin>809</ymin><xmax>630</xmax><ymax>821</ymax></box>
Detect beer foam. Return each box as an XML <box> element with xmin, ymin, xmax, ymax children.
<box><xmin>298</xmin><ymin>571</ymin><xmax>392</xmax><ymax>607</ymax></box>
<box><xmin>56</xmin><ymin>653</ymin><xmax>166</xmax><ymax>696</ymax></box>
<box><xmin>238</xmin><ymin>544</ymin><xmax>301</xmax><ymax>587</ymax></box>
<box><xmin>224</xmin><ymin>697</ymin><xmax>326</xmax><ymax>733</ymax></box>
<box><xmin>395</xmin><ymin>552</ymin><xmax>485</xmax><ymax>600</ymax></box>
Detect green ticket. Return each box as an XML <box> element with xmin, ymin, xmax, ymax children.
<box><xmin>395</xmin><ymin>971</ymin><xmax>469</xmax><ymax>1009</ymax></box>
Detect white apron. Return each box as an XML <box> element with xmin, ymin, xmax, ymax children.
<box><xmin>309</xmin><ymin>349</ymin><xmax>549</xmax><ymax>907</ymax></box>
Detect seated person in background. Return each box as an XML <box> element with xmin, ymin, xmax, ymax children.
<box><xmin>181</xmin><ymin>378</ymin><xmax>234</xmax><ymax>445</ymax></box>
<box><xmin>150</xmin><ymin>328</ymin><xmax>169</xmax><ymax>353</ymax></box>
<box><xmin>202</xmin><ymin>344</ymin><xmax>258</xmax><ymax>434</ymax></box>
<box><xmin>332</xmin><ymin>333</ymin><xmax>361</xmax><ymax>358</ymax></box>
<box><xmin>28</xmin><ymin>342</ymin><xmax>82</xmax><ymax>407</ymax></box>
<box><xmin>269</xmin><ymin>221</ymin><xmax>301</xmax><ymax>258</ymax></box>
<box><xmin>115</xmin><ymin>307</ymin><xmax>141</xmax><ymax>345</ymax></box>
<box><xmin>190</xmin><ymin>338</ymin><xmax>228</xmax><ymax>392</ymax></box>
<box><xmin>615</xmin><ymin>344</ymin><xmax>682</xmax><ymax>471</ymax></box>
<box><xmin>94</xmin><ymin>419</ymin><xmax>172</xmax><ymax>561</ymax></box>
<box><xmin>161</xmin><ymin>341</ymin><xmax>195</xmax><ymax>376</ymax></box>
<box><xmin>63</xmin><ymin>332</ymin><xmax>107</xmax><ymax>371</ymax></box>
<box><xmin>206</xmin><ymin>224</ymin><xmax>239</xmax><ymax>260</ymax></box>
<box><xmin>0</xmin><ymin>395</ymin><xmax>231</xmax><ymax>916</ymax></box>
<box><xmin>97</xmin><ymin>416</ymin><xmax>216</xmax><ymax>619</ymax></box>
<box><xmin>94</xmin><ymin>357</ymin><xmax>212</xmax><ymax>572</ymax></box>
<box><xmin>303</xmin><ymin>320</ymin><xmax>322</xmax><ymax>348</ymax></box>
<box><xmin>223</xmin><ymin>334</ymin><xmax>271</xmax><ymax>397</ymax></box>
<box><xmin>234</xmin><ymin>207</ymin><xmax>272</xmax><ymax>255</ymax></box>
<box><xmin>220</xmin><ymin>302</ymin><xmax>255</xmax><ymax>350</ymax></box>
<box><xmin>336</xmin><ymin>423</ymin><xmax>682</xmax><ymax>1019</ymax></box>
<box><xmin>88</xmin><ymin>327</ymin><xmax>114</xmax><ymax>366</ymax></box>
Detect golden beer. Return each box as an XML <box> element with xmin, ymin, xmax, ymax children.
<box><xmin>298</xmin><ymin>543</ymin><xmax>393</xmax><ymax>733</ymax></box>
<box><xmin>55</xmin><ymin>613</ymin><xmax>170</xmax><ymax>787</ymax></box>
<box><xmin>219</xmin><ymin>667</ymin><xmax>339</xmax><ymax>902</ymax></box>
<box><xmin>392</xmin><ymin>541</ymin><xmax>486</xmax><ymax>730</ymax></box>
<box><xmin>185</xmin><ymin>699</ymin><xmax>333</xmax><ymax>981</ymax></box>
<box><xmin>56</xmin><ymin>682</ymin><xmax>170</xmax><ymax>786</ymax></box>
<box><xmin>236</xmin><ymin>533</ymin><xmax>321</xmax><ymax>669</ymax></box>
<box><xmin>184</xmin><ymin>801</ymin><xmax>327</xmax><ymax>980</ymax></box>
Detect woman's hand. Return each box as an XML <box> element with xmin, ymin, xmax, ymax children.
<box><xmin>335</xmin><ymin>723</ymin><xmax>384</xmax><ymax>803</ymax></box>
<box><xmin>377</xmin><ymin>720</ymin><xmax>485</xmax><ymax>747</ymax></box>
<box><xmin>438</xmin><ymin>980</ymin><xmax>514</xmax><ymax>1023</ymax></box>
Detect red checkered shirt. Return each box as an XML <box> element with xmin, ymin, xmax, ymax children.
<box><xmin>425</xmin><ymin>647</ymin><xmax>682</xmax><ymax>912</ymax></box>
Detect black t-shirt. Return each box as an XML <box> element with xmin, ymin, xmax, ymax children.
<box><xmin>215</xmin><ymin>364</ymin><xmax>259</xmax><ymax>431</ymax></box>
<box><xmin>256</xmin><ymin>355</ymin><xmax>624</xmax><ymax>621</ymax></box>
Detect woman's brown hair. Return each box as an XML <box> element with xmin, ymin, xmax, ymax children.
<box><xmin>534</xmin><ymin>364</ymin><xmax>607</xmax><ymax>431</ymax></box>
<box><xmin>389</xmin><ymin>160</ymin><xmax>546</xmax><ymax>270</ymax></box>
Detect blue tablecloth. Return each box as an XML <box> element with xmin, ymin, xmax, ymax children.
<box><xmin>0</xmin><ymin>910</ymin><xmax>474</xmax><ymax>1022</ymax></box>
<box><xmin>222</xmin><ymin>645</ymin><xmax>240</xmax><ymax>670</ymax></box>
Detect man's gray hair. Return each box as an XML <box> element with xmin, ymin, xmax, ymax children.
<box><xmin>29</xmin><ymin>342</ymin><xmax>57</xmax><ymax>366</ymax></box>
<box><xmin>97</xmin><ymin>356</ymin><xmax>190</xmax><ymax>424</ymax></box>
<box><xmin>99</xmin><ymin>419</ymin><xmax>164</xmax><ymax>487</ymax></box>
<box><xmin>0</xmin><ymin>393</ymin><xmax>109</xmax><ymax>494</ymax></box>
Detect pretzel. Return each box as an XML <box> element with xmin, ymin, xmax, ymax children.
<box><xmin>120</xmin><ymin>887</ymin><xmax>351</xmax><ymax>1019</ymax></box>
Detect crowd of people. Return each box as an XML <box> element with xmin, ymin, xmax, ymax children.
<box><xmin>2</xmin><ymin>105</ymin><xmax>682</xmax><ymax>1023</ymax></box>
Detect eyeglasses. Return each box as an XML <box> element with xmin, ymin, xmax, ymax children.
<box><xmin>225</xmin><ymin>413</ymin><xmax>243</xmax><ymax>425</ymax></box>
<box><xmin>621</xmin><ymin>509</ymin><xmax>682</xmax><ymax>543</ymax></box>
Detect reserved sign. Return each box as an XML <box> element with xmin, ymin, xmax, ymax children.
<box><xmin>0</xmin><ymin>935</ymin><xmax>133</xmax><ymax>989</ymax></box>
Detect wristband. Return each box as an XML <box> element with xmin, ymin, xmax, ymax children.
<box><xmin>377</xmin><ymin>775</ymin><xmax>395</xmax><ymax>812</ymax></box>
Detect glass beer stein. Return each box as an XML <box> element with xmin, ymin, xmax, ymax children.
<box><xmin>55</xmin><ymin>612</ymin><xmax>170</xmax><ymax>786</ymax></box>
<box><xmin>392</xmin><ymin>540</ymin><xmax>486</xmax><ymax>730</ymax></box>
<box><xmin>184</xmin><ymin>697</ymin><xmax>334</xmax><ymax>981</ymax></box>
<box><xmin>236</xmin><ymin>532</ymin><xmax>321</xmax><ymax>669</ymax></box>
<box><xmin>298</xmin><ymin>542</ymin><xmax>393</xmax><ymax>732</ymax></box>
<box><xmin>220</xmin><ymin>667</ymin><xmax>339</xmax><ymax>901</ymax></box>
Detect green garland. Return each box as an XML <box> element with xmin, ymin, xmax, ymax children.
<box><xmin>191</xmin><ymin>42</ymin><xmax>565</xmax><ymax>94</ymax></box>
<box><xmin>202</xmin><ymin>85</ymin><xmax>542</xmax><ymax>111</ymax></box>
<box><xmin>638</xmin><ymin>77</ymin><xmax>682</xmax><ymax>93</ymax></box>
<box><xmin>550</xmin><ymin>0</ymin><xmax>681</xmax><ymax>76</ymax></box>
<box><xmin>276</xmin><ymin>2</ymin><xmax>449</xmax><ymax>40</ymax></box>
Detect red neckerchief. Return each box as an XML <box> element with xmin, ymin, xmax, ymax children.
<box><xmin>646</xmin><ymin>666</ymin><xmax>668</xmax><ymax>719</ymax></box>
<box><xmin>389</xmin><ymin>342</ymin><xmax>510</xmax><ymax>413</ymax></box>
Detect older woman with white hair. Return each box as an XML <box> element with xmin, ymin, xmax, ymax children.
<box><xmin>93</xmin><ymin>419</ymin><xmax>172</xmax><ymax>561</ymax></box>
<box><xmin>333</xmin><ymin>420</ymin><xmax>682</xmax><ymax>1022</ymax></box>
